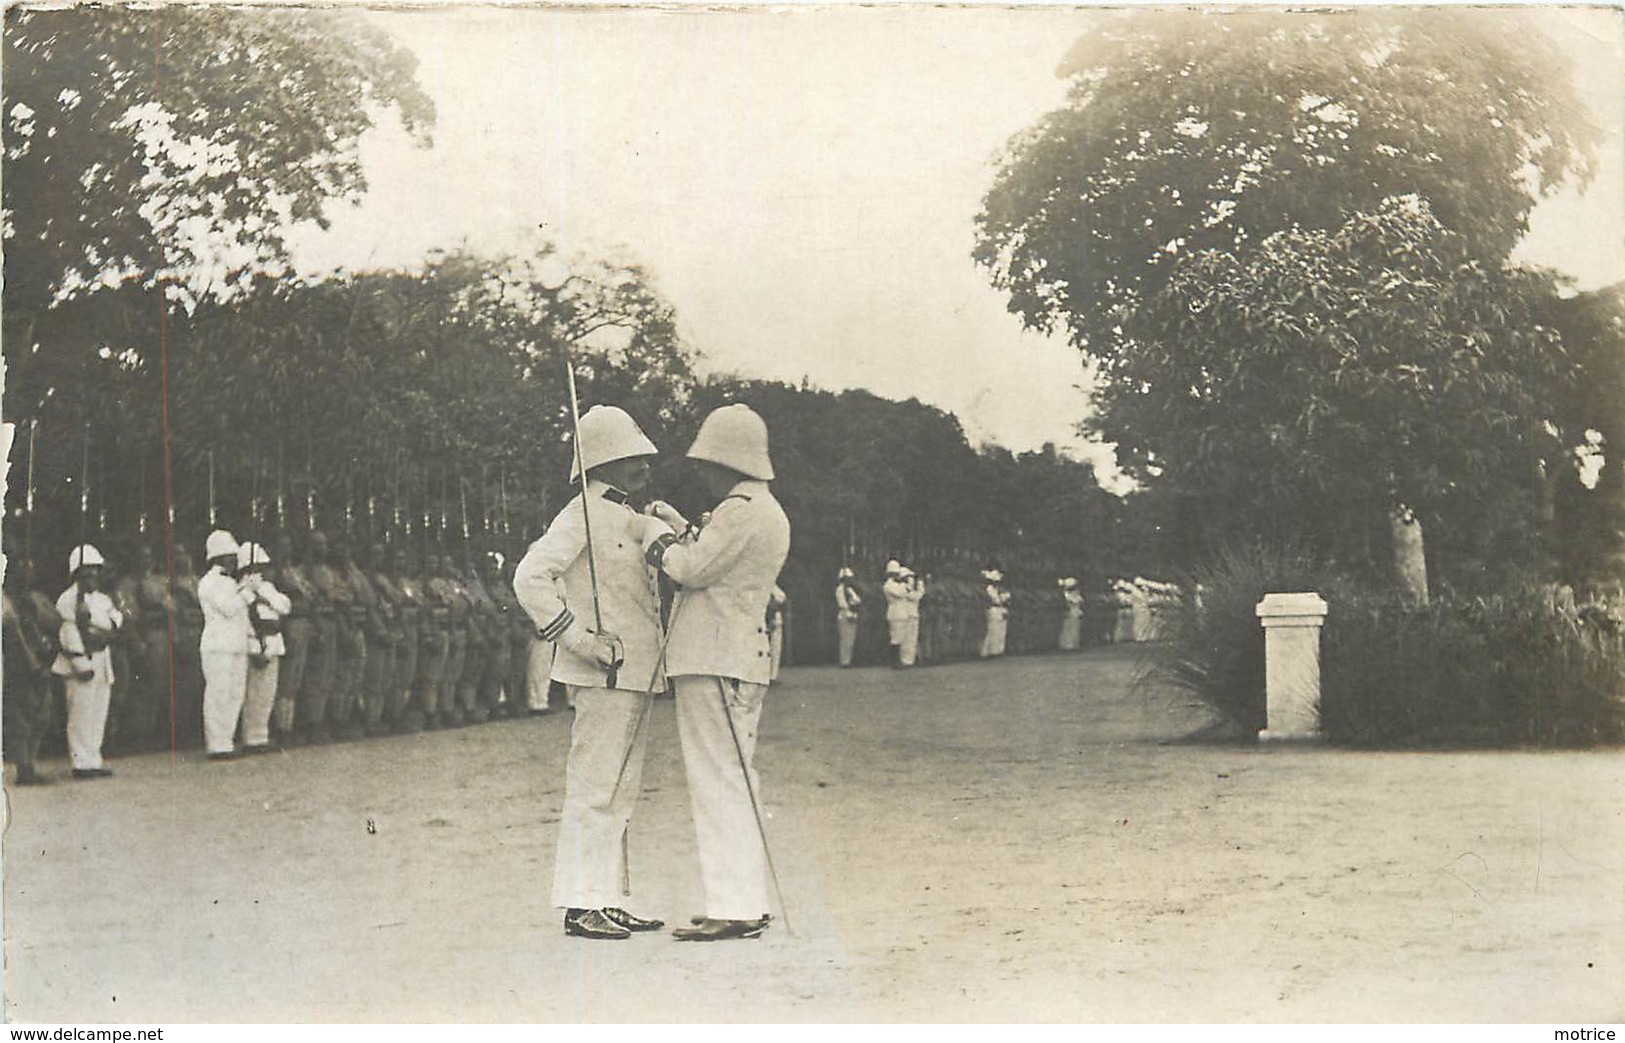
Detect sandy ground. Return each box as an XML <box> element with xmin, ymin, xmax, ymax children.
<box><xmin>3</xmin><ymin>645</ymin><xmax>1623</xmax><ymax>1023</ymax></box>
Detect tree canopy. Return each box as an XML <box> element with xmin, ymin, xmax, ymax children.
<box><xmin>975</xmin><ymin>8</ymin><xmax>1609</xmax><ymax>584</ymax></box>
<box><xmin>3</xmin><ymin>5</ymin><xmax>433</xmax><ymax>315</ymax></box>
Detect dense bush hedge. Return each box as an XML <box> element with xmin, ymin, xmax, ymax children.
<box><xmin>1151</xmin><ymin>543</ymin><xmax>1625</xmax><ymax>748</ymax></box>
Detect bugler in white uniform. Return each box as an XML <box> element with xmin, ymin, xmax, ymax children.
<box><xmin>239</xmin><ymin>542</ymin><xmax>293</xmax><ymax>751</ymax></box>
<box><xmin>51</xmin><ymin>544</ymin><xmax>124</xmax><ymax>775</ymax></box>
<box><xmin>199</xmin><ymin>529</ymin><xmax>253</xmax><ymax>757</ymax></box>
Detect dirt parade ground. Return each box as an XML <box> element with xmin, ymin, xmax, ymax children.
<box><xmin>3</xmin><ymin>646</ymin><xmax>1623</xmax><ymax>1023</ymax></box>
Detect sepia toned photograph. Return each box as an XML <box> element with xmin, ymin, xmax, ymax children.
<box><xmin>2</xmin><ymin>0</ymin><xmax>1623</xmax><ymax>1025</ymax></box>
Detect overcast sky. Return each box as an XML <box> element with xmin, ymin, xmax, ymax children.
<box><xmin>286</xmin><ymin>5</ymin><xmax>1625</xmax><ymax>482</ymax></box>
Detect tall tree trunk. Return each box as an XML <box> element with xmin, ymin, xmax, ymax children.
<box><xmin>1391</xmin><ymin>504</ymin><xmax>1429</xmax><ymax>605</ymax></box>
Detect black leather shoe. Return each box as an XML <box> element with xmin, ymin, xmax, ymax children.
<box><xmin>72</xmin><ymin>767</ymin><xmax>114</xmax><ymax>779</ymax></box>
<box><xmin>672</xmin><ymin>916</ymin><xmax>769</xmax><ymax>941</ymax></box>
<box><xmin>602</xmin><ymin>907</ymin><xmax>665</xmax><ymax>932</ymax></box>
<box><xmin>564</xmin><ymin>908</ymin><xmax>630</xmax><ymax>940</ymax></box>
<box><xmin>207</xmin><ymin>751</ymin><xmax>237</xmax><ymax>761</ymax></box>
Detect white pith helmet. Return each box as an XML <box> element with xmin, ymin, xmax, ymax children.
<box><xmin>237</xmin><ymin>542</ymin><xmax>271</xmax><ymax>570</ymax></box>
<box><xmin>205</xmin><ymin>529</ymin><xmax>240</xmax><ymax>562</ymax></box>
<box><xmin>568</xmin><ymin>405</ymin><xmax>658</xmax><ymax>483</ymax></box>
<box><xmin>686</xmin><ymin>404</ymin><xmax>774</xmax><ymax>481</ymax></box>
<box><xmin>68</xmin><ymin>544</ymin><xmax>105</xmax><ymax>573</ymax></box>
<box><xmin>838</xmin><ymin>566</ymin><xmax>854</xmax><ymax>579</ymax></box>
<box><xmin>885</xmin><ymin>559</ymin><xmax>902</xmax><ymax>574</ymax></box>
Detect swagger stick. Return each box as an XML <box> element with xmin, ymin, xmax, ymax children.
<box><xmin>715</xmin><ymin>676</ymin><xmax>794</xmax><ymax>936</ymax></box>
<box><xmin>562</xmin><ymin>347</ymin><xmax>619</xmax><ymax>689</ymax></box>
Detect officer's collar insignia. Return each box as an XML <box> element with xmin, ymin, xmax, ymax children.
<box><xmin>600</xmin><ymin>486</ymin><xmax>631</xmax><ymax>506</ymax></box>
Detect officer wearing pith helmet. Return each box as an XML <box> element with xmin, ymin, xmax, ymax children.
<box><xmin>643</xmin><ymin>403</ymin><xmax>792</xmax><ymax>941</ymax></box>
<box><xmin>514</xmin><ymin>404</ymin><xmax>672</xmax><ymax>940</ymax></box>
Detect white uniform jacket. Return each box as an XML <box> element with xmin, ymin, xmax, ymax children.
<box><xmin>835</xmin><ymin>582</ymin><xmax>862</xmax><ymax>620</ymax></box>
<box><xmin>199</xmin><ymin>566</ymin><xmax>253</xmax><ymax>654</ymax></box>
<box><xmin>984</xmin><ymin>584</ymin><xmax>1012</xmax><ymax>619</ymax></box>
<box><xmin>50</xmin><ymin>587</ymin><xmax>123</xmax><ymax>679</ymax></box>
<box><xmin>884</xmin><ymin>578</ymin><xmax>913</xmax><ymax>622</ymax></box>
<box><xmin>514</xmin><ymin>479</ymin><xmax>665</xmax><ymax>692</ymax></box>
<box><xmin>647</xmin><ymin>479</ymin><xmax>791</xmax><ymax>685</ymax></box>
<box><xmin>1063</xmin><ymin>589</ymin><xmax>1085</xmax><ymax>619</ymax></box>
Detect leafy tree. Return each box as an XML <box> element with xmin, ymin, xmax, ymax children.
<box><xmin>3</xmin><ymin>5</ymin><xmax>433</xmax><ymax>316</ymax></box>
<box><xmin>975</xmin><ymin>8</ymin><xmax>1601</xmax><ymax>588</ymax></box>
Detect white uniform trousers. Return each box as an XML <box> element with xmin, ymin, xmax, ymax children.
<box><xmin>981</xmin><ymin>613</ymin><xmax>1008</xmax><ymax>658</ymax></box>
<box><xmin>65</xmin><ymin>657</ymin><xmax>114</xmax><ymax>770</ymax></box>
<box><xmin>527</xmin><ymin>638</ymin><xmax>555</xmax><ymax>710</ymax></box>
<box><xmin>1059</xmin><ymin>615</ymin><xmax>1082</xmax><ymax>650</ymax></box>
<box><xmin>836</xmin><ymin>617</ymin><xmax>858</xmax><ymax>666</ymax></box>
<box><xmin>674</xmin><ymin>675</ymin><xmax>771</xmax><ymax>920</ymax></box>
<box><xmin>242</xmin><ymin>658</ymin><xmax>281</xmax><ymax>747</ymax></box>
<box><xmin>550</xmin><ymin>686</ymin><xmax>653</xmax><ymax>910</ymax></box>
<box><xmin>897</xmin><ymin>619</ymin><xmax>920</xmax><ymax>666</ymax></box>
<box><xmin>201</xmin><ymin>650</ymin><xmax>249</xmax><ymax>754</ymax></box>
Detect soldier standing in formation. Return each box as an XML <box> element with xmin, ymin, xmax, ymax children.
<box><xmin>105</xmin><ymin>549</ymin><xmax>141</xmax><ymax>753</ymax></box>
<box><xmin>916</xmin><ymin>570</ymin><xmax>937</xmax><ymax>665</ymax></box>
<box><xmin>199</xmin><ymin>529</ymin><xmax>252</xmax><ymax>760</ymax></box>
<box><xmin>326</xmin><ymin>537</ymin><xmax>368</xmax><ymax>741</ymax></box>
<box><xmin>469</xmin><ymin>549</ymin><xmax>508</xmax><ymax>723</ymax></box>
<box><xmin>298</xmin><ymin>531</ymin><xmax>342</xmax><ymax>744</ymax></box>
<box><xmin>643</xmin><ymin>404</ymin><xmax>791</xmax><ymax>941</ymax></box>
<box><xmin>238</xmin><ymin>541</ymin><xmax>292</xmax><ymax>754</ymax></box>
<box><xmin>52</xmin><ymin>544</ymin><xmax>125</xmax><ymax>778</ymax></box>
<box><xmin>169</xmin><ymin>541</ymin><xmax>206</xmax><ymax>748</ymax></box>
<box><xmin>489</xmin><ymin>552</ymin><xmax>531</xmax><ymax>718</ymax></box>
<box><xmin>438</xmin><ymin>550</ymin><xmax>475</xmax><ymax>728</ymax></box>
<box><xmin>387</xmin><ymin>545</ymin><xmax>425</xmax><ymax>731</ymax></box>
<box><xmin>4</xmin><ymin>548</ymin><xmax>58</xmax><ymax>785</ymax></box>
<box><xmin>833</xmin><ymin>566</ymin><xmax>861</xmax><ymax>667</ymax></box>
<box><xmin>515</xmin><ymin>405</ymin><xmax>669</xmax><ymax>941</ymax></box>
<box><xmin>124</xmin><ymin>543</ymin><xmax>170</xmax><ymax>750</ymax></box>
<box><xmin>271</xmin><ymin>532</ymin><xmax>315</xmax><ymax>745</ymax></box>
<box><xmin>416</xmin><ymin>548</ymin><xmax>453</xmax><ymax>729</ymax></box>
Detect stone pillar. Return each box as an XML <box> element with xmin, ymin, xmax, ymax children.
<box><xmin>1254</xmin><ymin>592</ymin><xmax>1329</xmax><ymax>743</ymax></box>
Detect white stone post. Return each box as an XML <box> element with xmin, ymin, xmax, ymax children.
<box><xmin>1255</xmin><ymin>592</ymin><xmax>1329</xmax><ymax>743</ymax></box>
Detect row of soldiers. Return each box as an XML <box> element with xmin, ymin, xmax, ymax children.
<box><xmin>3</xmin><ymin>527</ymin><xmax>566</xmax><ymax>782</ymax></box>
<box><xmin>832</xmin><ymin>562</ymin><xmax>1107</xmax><ymax>668</ymax></box>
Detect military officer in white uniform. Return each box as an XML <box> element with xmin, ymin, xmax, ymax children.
<box><xmin>513</xmin><ymin>405</ymin><xmax>670</xmax><ymax>941</ymax></box>
<box><xmin>199</xmin><ymin>529</ymin><xmax>253</xmax><ymax>759</ymax></box>
<box><xmin>52</xmin><ymin>544</ymin><xmax>125</xmax><ymax>778</ymax></box>
<box><xmin>643</xmin><ymin>404</ymin><xmax>792</xmax><ymax>941</ymax></box>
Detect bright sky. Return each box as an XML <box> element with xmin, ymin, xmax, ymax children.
<box><xmin>285</xmin><ymin>5</ymin><xmax>1625</xmax><ymax>483</ymax></box>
